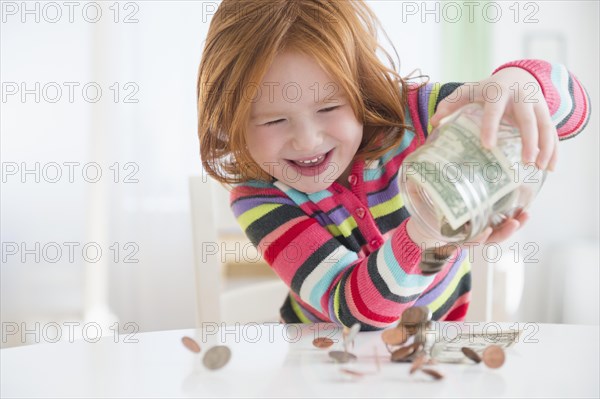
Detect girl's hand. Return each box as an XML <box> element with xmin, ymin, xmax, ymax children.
<box><xmin>468</xmin><ymin>210</ymin><xmax>530</xmax><ymax>246</ymax></box>
<box><xmin>429</xmin><ymin>67</ymin><xmax>558</xmax><ymax>172</ymax></box>
<box><xmin>407</xmin><ymin>211</ymin><xmax>529</xmax><ymax>252</ymax></box>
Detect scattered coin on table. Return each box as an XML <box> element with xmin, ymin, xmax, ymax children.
<box><xmin>313</xmin><ymin>337</ymin><xmax>335</xmax><ymax>349</ymax></box>
<box><xmin>421</xmin><ymin>368</ymin><xmax>444</xmax><ymax>380</ymax></box>
<box><xmin>340</xmin><ymin>368</ymin><xmax>365</xmax><ymax>378</ymax></box>
<box><xmin>202</xmin><ymin>345</ymin><xmax>231</xmax><ymax>370</ymax></box>
<box><xmin>381</xmin><ymin>325</ymin><xmax>409</xmax><ymax>346</ymax></box>
<box><xmin>409</xmin><ymin>353</ymin><xmax>427</xmax><ymax>374</ymax></box>
<box><xmin>461</xmin><ymin>347</ymin><xmax>482</xmax><ymax>363</ymax></box>
<box><xmin>329</xmin><ymin>350</ymin><xmax>358</xmax><ymax>363</ymax></box>
<box><xmin>342</xmin><ymin>323</ymin><xmax>361</xmax><ymax>352</ymax></box>
<box><xmin>482</xmin><ymin>345</ymin><xmax>505</xmax><ymax>369</ymax></box>
<box><xmin>391</xmin><ymin>342</ymin><xmax>422</xmax><ymax>363</ymax></box>
<box><xmin>181</xmin><ymin>336</ymin><xmax>201</xmax><ymax>354</ymax></box>
<box><xmin>400</xmin><ymin>306</ymin><xmax>431</xmax><ymax>326</ymax></box>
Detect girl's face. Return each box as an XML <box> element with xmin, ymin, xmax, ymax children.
<box><xmin>245</xmin><ymin>50</ymin><xmax>363</xmax><ymax>194</ymax></box>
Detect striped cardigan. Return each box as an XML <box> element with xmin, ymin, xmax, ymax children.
<box><xmin>229</xmin><ymin>59</ymin><xmax>590</xmax><ymax>330</ymax></box>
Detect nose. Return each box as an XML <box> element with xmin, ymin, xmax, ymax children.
<box><xmin>290</xmin><ymin>119</ymin><xmax>323</xmax><ymax>152</ymax></box>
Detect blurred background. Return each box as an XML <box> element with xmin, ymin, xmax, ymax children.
<box><xmin>1</xmin><ymin>0</ymin><xmax>598</xmax><ymax>348</ymax></box>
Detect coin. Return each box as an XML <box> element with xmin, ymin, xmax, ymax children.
<box><xmin>329</xmin><ymin>350</ymin><xmax>357</xmax><ymax>363</ymax></box>
<box><xmin>441</xmin><ymin>221</ymin><xmax>467</xmax><ymax>237</ymax></box>
<box><xmin>404</xmin><ymin>324</ymin><xmax>417</xmax><ymax>336</ymax></box>
<box><xmin>482</xmin><ymin>345</ymin><xmax>505</xmax><ymax>369</ymax></box>
<box><xmin>390</xmin><ymin>342</ymin><xmax>422</xmax><ymax>363</ymax></box>
<box><xmin>461</xmin><ymin>347</ymin><xmax>482</xmax><ymax>363</ymax></box>
<box><xmin>421</xmin><ymin>368</ymin><xmax>444</xmax><ymax>380</ymax></box>
<box><xmin>181</xmin><ymin>336</ymin><xmax>201</xmax><ymax>354</ymax></box>
<box><xmin>406</xmin><ymin>342</ymin><xmax>424</xmax><ymax>361</ymax></box>
<box><xmin>419</xmin><ymin>260</ymin><xmax>445</xmax><ymax>275</ymax></box>
<box><xmin>313</xmin><ymin>337</ymin><xmax>334</xmax><ymax>349</ymax></box>
<box><xmin>340</xmin><ymin>368</ymin><xmax>364</xmax><ymax>377</ymax></box>
<box><xmin>413</xmin><ymin>322</ymin><xmax>432</xmax><ymax>343</ymax></box>
<box><xmin>346</xmin><ymin>323</ymin><xmax>361</xmax><ymax>344</ymax></box>
<box><xmin>401</xmin><ymin>306</ymin><xmax>431</xmax><ymax>325</ymax></box>
<box><xmin>390</xmin><ymin>345</ymin><xmax>414</xmax><ymax>362</ymax></box>
<box><xmin>381</xmin><ymin>326</ymin><xmax>409</xmax><ymax>346</ymax></box>
<box><xmin>343</xmin><ymin>323</ymin><xmax>361</xmax><ymax>352</ymax></box>
<box><xmin>409</xmin><ymin>353</ymin><xmax>427</xmax><ymax>374</ymax></box>
<box><xmin>426</xmin><ymin>358</ymin><xmax>438</xmax><ymax>366</ymax></box>
<box><xmin>202</xmin><ymin>345</ymin><xmax>231</xmax><ymax>370</ymax></box>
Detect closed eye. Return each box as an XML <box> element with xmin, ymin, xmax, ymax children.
<box><xmin>319</xmin><ymin>106</ymin><xmax>340</xmax><ymax>113</ymax></box>
<box><xmin>263</xmin><ymin>119</ymin><xmax>284</xmax><ymax>127</ymax></box>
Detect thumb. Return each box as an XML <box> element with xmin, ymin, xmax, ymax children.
<box><xmin>429</xmin><ymin>94</ymin><xmax>469</xmax><ymax>127</ymax></box>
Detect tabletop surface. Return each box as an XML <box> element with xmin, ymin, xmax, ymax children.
<box><xmin>2</xmin><ymin>322</ymin><xmax>599</xmax><ymax>398</ymax></box>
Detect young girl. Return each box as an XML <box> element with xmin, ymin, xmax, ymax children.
<box><xmin>197</xmin><ymin>1</ymin><xmax>590</xmax><ymax>330</ymax></box>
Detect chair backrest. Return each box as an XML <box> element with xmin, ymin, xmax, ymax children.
<box><xmin>189</xmin><ymin>175</ymin><xmax>223</xmax><ymax>325</ymax></box>
<box><xmin>188</xmin><ymin>175</ymin><xmax>288</xmax><ymax>326</ymax></box>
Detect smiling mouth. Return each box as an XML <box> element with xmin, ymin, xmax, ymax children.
<box><xmin>289</xmin><ymin>153</ymin><xmax>327</xmax><ymax>167</ymax></box>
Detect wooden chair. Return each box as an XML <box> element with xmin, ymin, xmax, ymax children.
<box><xmin>188</xmin><ymin>175</ymin><xmax>288</xmax><ymax>326</ymax></box>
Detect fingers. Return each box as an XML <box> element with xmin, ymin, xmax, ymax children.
<box><xmin>481</xmin><ymin>98</ymin><xmax>508</xmax><ymax>149</ymax></box>
<box><xmin>430</xmin><ymin>89</ymin><xmax>469</xmax><ymax>127</ymax></box>
<box><xmin>484</xmin><ymin>211</ymin><xmax>529</xmax><ymax>244</ymax></box>
<box><xmin>460</xmin><ymin>211</ymin><xmax>530</xmax><ymax>253</ymax></box>
<box><xmin>533</xmin><ymin>103</ymin><xmax>557</xmax><ymax>170</ymax></box>
<box><xmin>512</xmin><ymin>101</ymin><xmax>539</xmax><ymax>165</ymax></box>
<box><xmin>547</xmin><ymin>134</ymin><xmax>559</xmax><ymax>171</ymax></box>
<box><xmin>487</xmin><ymin>219</ymin><xmax>520</xmax><ymax>243</ymax></box>
<box><xmin>475</xmin><ymin>226</ymin><xmax>493</xmax><ymax>244</ymax></box>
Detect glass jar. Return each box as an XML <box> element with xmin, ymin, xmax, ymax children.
<box><xmin>399</xmin><ymin>102</ymin><xmax>546</xmax><ymax>243</ymax></box>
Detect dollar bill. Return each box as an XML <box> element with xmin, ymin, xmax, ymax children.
<box><xmin>406</xmin><ymin>114</ymin><xmax>520</xmax><ymax>230</ymax></box>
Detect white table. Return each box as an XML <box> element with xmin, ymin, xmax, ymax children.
<box><xmin>2</xmin><ymin>322</ymin><xmax>598</xmax><ymax>398</ymax></box>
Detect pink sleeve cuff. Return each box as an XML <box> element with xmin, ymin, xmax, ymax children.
<box><xmin>492</xmin><ymin>59</ymin><xmax>591</xmax><ymax>140</ymax></box>
<box><xmin>391</xmin><ymin>218</ymin><xmax>423</xmax><ymax>271</ymax></box>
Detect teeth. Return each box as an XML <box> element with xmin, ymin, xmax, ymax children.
<box><xmin>296</xmin><ymin>155</ymin><xmax>324</xmax><ymax>165</ymax></box>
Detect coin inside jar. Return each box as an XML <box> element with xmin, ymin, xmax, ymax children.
<box><xmin>381</xmin><ymin>326</ymin><xmax>409</xmax><ymax>346</ymax></box>
<box><xmin>418</xmin><ymin>259</ymin><xmax>446</xmax><ymax>275</ymax></box>
<box><xmin>461</xmin><ymin>347</ymin><xmax>482</xmax><ymax>363</ymax></box>
<box><xmin>313</xmin><ymin>337</ymin><xmax>335</xmax><ymax>349</ymax></box>
<box><xmin>181</xmin><ymin>336</ymin><xmax>201</xmax><ymax>353</ymax></box>
<box><xmin>329</xmin><ymin>350</ymin><xmax>357</xmax><ymax>363</ymax></box>
<box><xmin>202</xmin><ymin>345</ymin><xmax>231</xmax><ymax>370</ymax></box>
<box><xmin>482</xmin><ymin>345</ymin><xmax>505</xmax><ymax>369</ymax></box>
<box><xmin>441</xmin><ymin>220</ymin><xmax>468</xmax><ymax>237</ymax></box>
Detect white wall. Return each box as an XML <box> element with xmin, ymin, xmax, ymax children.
<box><xmin>487</xmin><ymin>1</ymin><xmax>599</xmax><ymax>323</ymax></box>
<box><xmin>1</xmin><ymin>1</ymin><xmax>597</xmax><ymax>348</ymax></box>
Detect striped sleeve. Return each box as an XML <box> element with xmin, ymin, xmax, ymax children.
<box><xmin>493</xmin><ymin>59</ymin><xmax>591</xmax><ymax>140</ymax></box>
<box><xmin>412</xmin><ymin>60</ymin><xmax>591</xmax><ymax>141</ymax></box>
<box><xmin>409</xmin><ymin>82</ymin><xmax>465</xmax><ymax>138</ymax></box>
<box><xmin>230</xmin><ymin>182</ymin><xmax>460</xmax><ymax>330</ymax></box>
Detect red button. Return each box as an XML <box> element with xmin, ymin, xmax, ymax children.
<box><xmin>348</xmin><ymin>174</ymin><xmax>358</xmax><ymax>186</ymax></box>
<box><xmin>370</xmin><ymin>239</ymin><xmax>382</xmax><ymax>249</ymax></box>
<box><xmin>355</xmin><ymin>207</ymin><xmax>366</xmax><ymax>219</ymax></box>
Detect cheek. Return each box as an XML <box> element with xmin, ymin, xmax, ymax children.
<box><xmin>333</xmin><ymin>119</ymin><xmax>363</xmax><ymax>146</ymax></box>
<box><xmin>335</xmin><ymin>110</ymin><xmax>363</xmax><ymax>138</ymax></box>
<box><xmin>246</xmin><ymin>131</ymin><xmax>280</xmax><ymax>162</ymax></box>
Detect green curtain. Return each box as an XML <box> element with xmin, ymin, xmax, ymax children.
<box><xmin>440</xmin><ymin>0</ymin><xmax>492</xmax><ymax>82</ymax></box>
